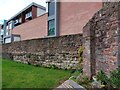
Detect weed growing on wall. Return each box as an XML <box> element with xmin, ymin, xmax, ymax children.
<box><xmin>78</xmin><ymin>46</ymin><xmax>84</xmax><ymax>66</ymax></box>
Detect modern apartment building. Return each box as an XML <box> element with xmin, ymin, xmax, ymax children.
<box><xmin>0</xmin><ymin>1</ymin><xmax>102</xmax><ymax>44</ymax></box>
<box><xmin>0</xmin><ymin>2</ymin><xmax>46</xmax><ymax>44</ymax></box>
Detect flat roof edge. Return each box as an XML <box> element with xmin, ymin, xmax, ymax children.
<box><xmin>8</xmin><ymin>2</ymin><xmax>46</xmax><ymax>22</ymax></box>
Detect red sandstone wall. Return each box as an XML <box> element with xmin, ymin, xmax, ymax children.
<box><xmin>59</xmin><ymin>2</ymin><xmax>102</xmax><ymax>35</ymax></box>
<box><xmin>12</xmin><ymin>14</ymin><xmax>48</xmax><ymax>40</ymax></box>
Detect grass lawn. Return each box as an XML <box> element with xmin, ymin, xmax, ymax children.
<box><xmin>2</xmin><ymin>58</ymin><xmax>70</xmax><ymax>89</ymax></box>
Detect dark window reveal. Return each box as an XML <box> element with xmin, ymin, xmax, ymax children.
<box><xmin>48</xmin><ymin>1</ymin><xmax>55</xmax><ymax>16</ymax></box>
<box><xmin>14</xmin><ymin>18</ymin><xmax>22</xmax><ymax>26</ymax></box>
<box><xmin>48</xmin><ymin>19</ymin><xmax>55</xmax><ymax>36</ymax></box>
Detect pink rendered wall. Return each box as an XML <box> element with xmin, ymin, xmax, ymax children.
<box><xmin>59</xmin><ymin>2</ymin><xmax>102</xmax><ymax>35</ymax></box>
<box><xmin>12</xmin><ymin>14</ymin><xmax>48</xmax><ymax>41</ymax></box>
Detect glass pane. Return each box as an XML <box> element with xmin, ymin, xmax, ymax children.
<box><xmin>30</xmin><ymin>12</ymin><xmax>32</xmax><ymax>17</ymax></box>
<box><xmin>6</xmin><ymin>26</ymin><xmax>8</xmax><ymax>30</ymax></box>
<box><xmin>0</xmin><ymin>29</ymin><xmax>4</xmax><ymax>35</ymax></box>
<box><xmin>25</xmin><ymin>12</ymin><xmax>32</xmax><ymax>19</ymax></box>
<box><xmin>19</xmin><ymin>18</ymin><xmax>22</xmax><ymax>23</ymax></box>
<box><xmin>25</xmin><ymin>14</ymin><xmax>27</xmax><ymax>18</ymax></box>
<box><xmin>48</xmin><ymin>1</ymin><xmax>55</xmax><ymax>16</ymax></box>
<box><xmin>48</xmin><ymin>20</ymin><xmax>55</xmax><ymax>36</ymax></box>
<box><xmin>9</xmin><ymin>23</ymin><xmax>12</xmax><ymax>29</ymax></box>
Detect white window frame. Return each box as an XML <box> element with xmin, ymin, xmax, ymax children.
<box><xmin>25</xmin><ymin>12</ymin><xmax>32</xmax><ymax>19</ymax></box>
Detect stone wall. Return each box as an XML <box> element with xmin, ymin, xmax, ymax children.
<box><xmin>2</xmin><ymin>34</ymin><xmax>83</xmax><ymax>69</ymax></box>
<box><xmin>2</xmin><ymin>2</ymin><xmax>120</xmax><ymax>78</ymax></box>
<box><xmin>83</xmin><ymin>2</ymin><xmax>120</xmax><ymax>77</ymax></box>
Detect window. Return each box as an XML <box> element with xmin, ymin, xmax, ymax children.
<box><xmin>6</xmin><ymin>29</ymin><xmax>9</xmax><ymax>36</ymax></box>
<box><xmin>25</xmin><ymin>12</ymin><xmax>32</xmax><ymax>19</ymax></box>
<box><xmin>6</xmin><ymin>25</ymin><xmax>8</xmax><ymax>30</ymax></box>
<box><xmin>14</xmin><ymin>19</ymin><xmax>19</xmax><ymax>24</ymax></box>
<box><xmin>48</xmin><ymin>1</ymin><xmax>55</xmax><ymax>36</ymax></box>
<box><xmin>14</xmin><ymin>18</ymin><xmax>21</xmax><ymax>26</ymax></box>
<box><xmin>14</xmin><ymin>36</ymin><xmax>20</xmax><ymax>42</ymax></box>
<box><xmin>8</xmin><ymin>21</ymin><xmax>13</xmax><ymax>29</ymax></box>
<box><xmin>19</xmin><ymin>18</ymin><xmax>22</xmax><ymax>23</ymax></box>
<box><xmin>48</xmin><ymin>1</ymin><xmax>55</xmax><ymax>16</ymax></box>
<box><xmin>5</xmin><ymin>37</ymin><xmax>11</xmax><ymax>44</ymax></box>
<box><xmin>48</xmin><ymin>19</ymin><xmax>55</xmax><ymax>36</ymax></box>
<box><xmin>0</xmin><ymin>29</ymin><xmax>4</xmax><ymax>36</ymax></box>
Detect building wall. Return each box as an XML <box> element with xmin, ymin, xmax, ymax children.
<box><xmin>59</xmin><ymin>2</ymin><xmax>102</xmax><ymax>35</ymax></box>
<box><xmin>12</xmin><ymin>14</ymin><xmax>48</xmax><ymax>41</ymax></box>
<box><xmin>12</xmin><ymin>2</ymin><xmax>102</xmax><ymax>41</ymax></box>
<box><xmin>32</xmin><ymin>6</ymin><xmax>37</xmax><ymax>19</ymax></box>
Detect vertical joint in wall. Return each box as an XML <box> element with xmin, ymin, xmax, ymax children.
<box><xmin>117</xmin><ymin>2</ymin><xmax>120</xmax><ymax>67</ymax></box>
<box><xmin>83</xmin><ymin>20</ymin><xmax>96</xmax><ymax>78</ymax></box>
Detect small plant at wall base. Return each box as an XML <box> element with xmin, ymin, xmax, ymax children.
<box><xmin>96</xmin><ymin>70</ymin><xmax>109</xmax><ymax>86</ymax></box>
<box><xmin>69</xmin><ymin>46</ymin><xmax>92</xmax><ymax>88</ymax></box>
<box><xmin>96</xmin><ymin>67</ymin><xmax>120</xmax><ymax>89</ymax></box>
<box><xmin>96</xmin><ymin>70</ymin><xmax>110</xmax><ymax>88</ymax></box>
<box><xmin>110</xmin><ymin>67</ymin><xmax>120</xmax><ymax>88</ymax></box>
<box><xmin>77</xmin><ymin>75</ymin><xmax>91</xmax><ymax>88</ymax></box>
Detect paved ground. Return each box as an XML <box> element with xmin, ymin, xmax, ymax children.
<box><xmin>55</xmin><ymin>79</ymin><xmax>86</xmax><ymax>90</ymax></box>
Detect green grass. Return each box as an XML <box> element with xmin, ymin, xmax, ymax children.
<box><xmin>0</xmin><ymin>58</ymin><xmax>2</xmax><ymax>89</ymax></box>
<box><xmin>2</xmin><ymin>58</ymin><xmax>70</xmax><ymax>89</ymax></box>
